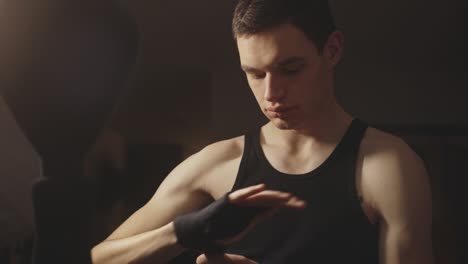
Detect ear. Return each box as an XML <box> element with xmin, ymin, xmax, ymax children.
<box><xmin>323</xmin><ymin>31</ymin><xmax>344</xmax><ymax>67</ymax></box>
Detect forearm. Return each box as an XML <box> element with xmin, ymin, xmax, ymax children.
<box><xmin>91</xmin><ymin>222</ymin><xmax>185</xmax><ymax>264</ymax></box>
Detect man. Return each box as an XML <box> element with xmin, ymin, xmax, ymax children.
<box><xmin>91</xmin><ymin>0</ymin><xmax>433</xmax><ymax>263</ymax></box>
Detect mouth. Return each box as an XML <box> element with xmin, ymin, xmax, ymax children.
<box><xmin>265</xmin><ymin>106</ymin><xmax>295</xmax><ymax>118</ymax></box>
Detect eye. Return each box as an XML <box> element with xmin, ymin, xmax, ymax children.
<box><xmin>280</xmin><ymin>63</ymin><xmax>304</xmax><ymax>75</ymax></box>
<box><xmin>247</xmin><ymin>72</ymin><xmax>266</xmax><ymax>80</ymax></box>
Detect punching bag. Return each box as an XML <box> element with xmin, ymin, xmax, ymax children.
<box><xmin>1</xmin><ymin>0</ymin><xmax>138</xmax><ymax>262</ymax></box>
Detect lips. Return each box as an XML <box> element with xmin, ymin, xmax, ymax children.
<box><xmin>266</xmin><ymin>106</ymin><xmax>292</xmax><ymax>113</ymax></box>
<box><xmin>265</xmin><ymin>106</ymin><xmax>295</xmax><ymax>118</ymax></box>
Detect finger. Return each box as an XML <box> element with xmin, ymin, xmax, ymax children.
<box><xmin>196</xmin><ymin>254</ymin><xmax>208</xmax><ymax>264</ymax></box>
<box><xmin>243</xmin><ymin>190</ymin><xmax>292</xmax><ymax>201</ymax></box>
<box><xmin>222</xmin><ymin>254</ymin><xmax>258</xmax><ymax>264</ymax></box>
<box><xmin>196</xmin><ymin>253</ymin><xmax>231</xmax><ymax>264</ymax></box>
<box><xmin>199</xmin><ymin>253</ymin><xmax>259</xmax><ymax>264</ymax></box>
<box><xmin>240</xmin><ymin>196</ymin><xmax>306</xmax><ymax>211</ymax></box>
<box><xmin>197</xmin><ymin>253</ymin><xmax>229</xmax><ymax>264</ymax></box>
<box><xmin>228</xmin><ymin>183</ymin><xmax>266</xmax><ymax>201</ymax></box>
<box><xmin>284</xmin><ymin>196</ymin><xmax>307</xmax><ymax>209</ymax></box>
<box><xmin>239</xmin><ymin>191</ymin><xmax>306</xmax><ymax>208</ymax></box>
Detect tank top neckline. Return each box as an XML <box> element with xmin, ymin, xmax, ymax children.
<box><xmin>251</xmin><ymin>118</ymin><xmax>364</xmax><ymax>180</ymax></box>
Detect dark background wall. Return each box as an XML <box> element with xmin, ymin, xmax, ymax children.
<box><xmin>2</xmin><ymin>0</ymin><xmax>466</xmax><ymax>146</ymax></box>
<box><xmin>113</xmin><ymin>0</ymin><xmax>467</xmax><ymax>146</ymax></box>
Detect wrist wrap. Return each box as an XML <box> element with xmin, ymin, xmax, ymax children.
<box><xmin>173</xmin><ymin>193</ymin><xmax>264</xmax><ymax>252</ymax></box>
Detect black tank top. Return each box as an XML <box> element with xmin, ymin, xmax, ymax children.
<box><xmin>226</xmin><ymin>119</ymin><xmax>379</xmax><ymax>264</ymax></box>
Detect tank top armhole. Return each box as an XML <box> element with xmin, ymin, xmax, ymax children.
<box><xmin>230</xmin><ymin>130</ymin><xmax>255</xmax><ymax>192</ymax></box>
<box><xmin>347</xmin><ymin>119</ymin><xmax>379</xmax><ymax>228</ymax></box>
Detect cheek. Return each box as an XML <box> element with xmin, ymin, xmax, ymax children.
<box><xmin>294</xmin><ymin>75</ymin><xmax>315</xmax><ymax>96</ymax></box>
<box><xmin>293</xmin><ymin>74</ymin><xmax>326</xmax><ymax>105</ymax></box>
<box><xmin>252</xmin><ymin>89</ymin><xmax>265</xmax><ymax>108</ymax></box>
<box><xmin>248</xmin><ymin>80</ymin><xmax>264</xmax><ymax>100</ymax></box>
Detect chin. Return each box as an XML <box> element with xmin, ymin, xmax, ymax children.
<box><xmin>271</xmin><ymin>118</ymin><xmax>295</xmax><ymax>130</ymax></box>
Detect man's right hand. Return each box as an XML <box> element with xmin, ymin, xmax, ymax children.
<box><xmin>173</xmin><ymin>183</ymin><xmax>306</xmax><ymax>252</ymax></box>
<box><xmin>219</xmin><ymin>183</ymin><xmax>306</xmax><ymax>244</ymax></box>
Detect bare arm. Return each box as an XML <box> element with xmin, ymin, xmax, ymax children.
<box><xmin>362</xmin><ymin>136</ymin><xmax>433</xmax><ymax>264</ymax></box>
<box><xmin>91</xmin><ymin>147</ymin><xmax>215</xmax><ymax>264</ymax></box>
<box><xmin>91</xmin><ymin>139</ymin><xmax>305</xmax><ymax>264</ymax></box>
<box><xmin>91</xmin><ymin>222</ymin><xmax>182</xmax><ymax>264</ymax></box>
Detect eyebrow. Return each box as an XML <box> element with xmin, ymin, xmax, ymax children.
<box><xmin>241</xmin><ymin>56</ymin><xmax>306</xmax><ymax>72</ymax></box>
<box><xmin>276</xmin><ymin>57</ymin><xmax>306</xmax><ymax>67</ymax></box>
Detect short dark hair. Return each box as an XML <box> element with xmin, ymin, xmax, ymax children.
<box><xmin>232</xmin><ymin>0</ymin><xmax>336</xmax><ymax>52</ymax></box>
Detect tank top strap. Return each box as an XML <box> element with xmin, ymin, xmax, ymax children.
<box><xmin>342</xmin><ymin>118</ymin><xmax>369</xmax><ymax>151</ymax></box>
<box><xmin>231</xmin><ymin>127</ymin><xmax>262</xmax><ymax>191</ymax></box>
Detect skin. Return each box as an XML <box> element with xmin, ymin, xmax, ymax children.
<box><xmin>91</xmin><ymin>23</ymin><xmax>433</xmax><ymax>264</ymax></box>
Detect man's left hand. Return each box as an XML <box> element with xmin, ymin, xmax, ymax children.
<box><xmin>196</xmin><ymin>253</ymin><xmax>258</xmax><ymax>264</ymax></box>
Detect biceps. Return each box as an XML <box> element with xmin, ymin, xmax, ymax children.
<box><xmin>106</xmin><ymin>176</ymin><xmax>210</xmax><ymax>240</ymax></box>
<box><xmin>380</xmin><ymin>224</ymin><xmax>433</xmax><ymax>264</ymax></box>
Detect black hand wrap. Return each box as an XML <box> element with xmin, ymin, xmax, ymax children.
<box><xmin>173</xmin><ymin>193</ymin><xmax>264</xmax><ymax>253</ymax></box>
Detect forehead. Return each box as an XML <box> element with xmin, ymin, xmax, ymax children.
<box><xmin>236</xmin><ymin>23</ymin><xmax>318</xmax><ymax>68</ymax></box>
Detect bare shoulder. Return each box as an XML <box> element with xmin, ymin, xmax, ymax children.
<box><xmin>358</xmin><ymin>126</ymin><xmax>431</xmax><ymax>223</ymax></box>
<box><xmin>359</xmin><ymin>126</ymin><xmax>426</xmax><ymax>173</ymax></box>
<box><xmin>106</xmin><ymin>136</ymin><xmax>245</xmax><ymax>240</ymax></box>
<box><xmin>154</xmin><ymin>135</ymin><xmax>245</xmax><ymax>201</ymax></box>
<box><xmin>360</xmin><ymin>126</ymin><xmax>412</xmax><ymax>154</ymax></box>
<box><xmin>197</xmin><ymin>135</ymin><xmax>244</xmax><ymax>165</ymax></box>
<box><xmin>194</xmin><ymin>136</ymin><xmax>245</xmax><ymax>198</ymax></box>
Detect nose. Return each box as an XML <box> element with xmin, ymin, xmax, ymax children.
<box><xmin>264</xmin><ymin>73</ymin><xmax>285</xmax><ymax>102</ymax></box>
